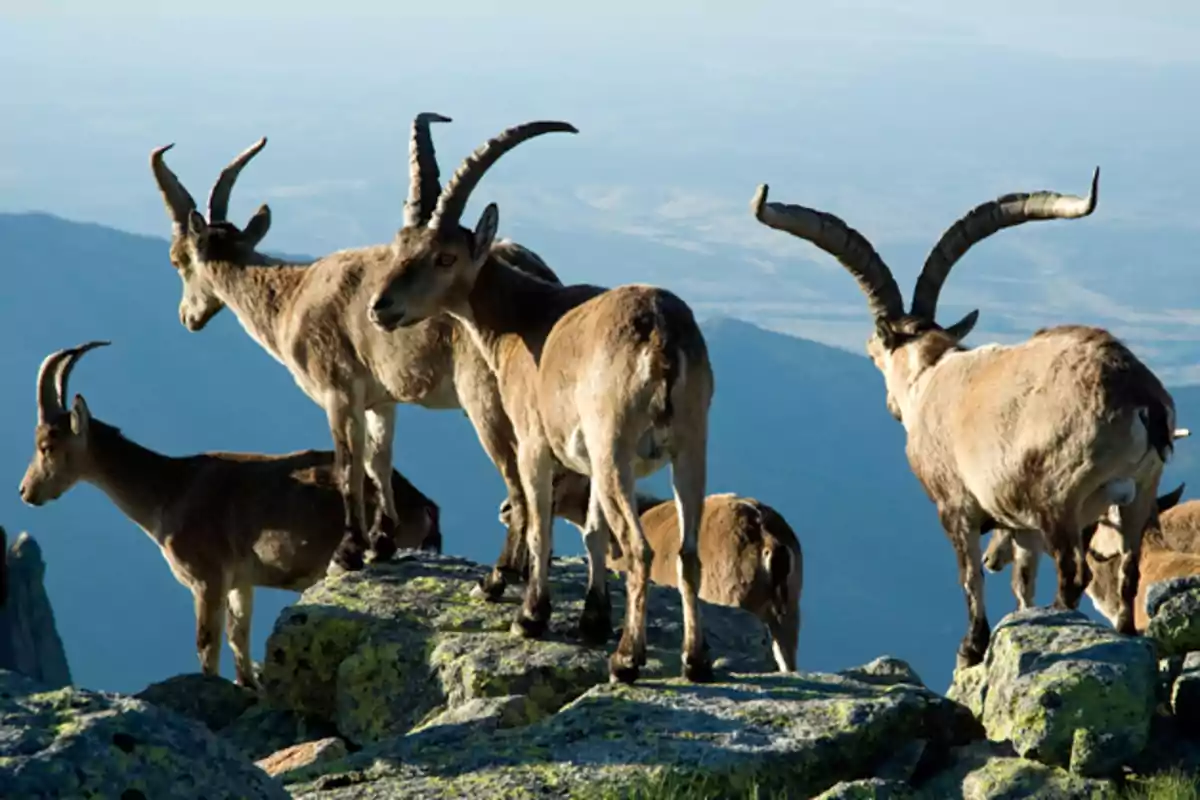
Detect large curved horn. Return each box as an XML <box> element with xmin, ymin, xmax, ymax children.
<box><xmin>150</xmin><ymin>144</ymin><xmax>198</xmax><ymax>227</ymax></box>
<box><xmin>208</xmin><ymin>137</ymin><xmax>268</xmax><ymax>223</ymax></box>
<box><xmin>429</xmin><ymin>120</ymin><xmax>579</xmax><ymax>233</ymax></box>
<box><xmin>404</xmin><ymin>113</ymin><xmax>452</xmax><ymax>228</ymax></box>
<box><xmin>751</xmin><ymin>184</ymin><xmax>905</xmax><ymax>322</ymax></box>
<box><xmin>911</xmin><ymin>167</ymin><xmax>1099</xmax><ymax>320</ymax></box>
<box><xmin>53</xmin><ymin>341</ymin><xmax>110</xmax><ymax>410</ymax></box>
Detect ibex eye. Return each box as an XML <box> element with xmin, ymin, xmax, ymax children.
<box><xmin>436</xmin><ymin>254</ymin><xmax>456</xmax><ymax>267</ymax></box>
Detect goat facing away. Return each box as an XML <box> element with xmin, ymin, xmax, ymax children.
<box><xmin>982</xmin><ymin>428</ymin><xmax>1191</xmax><ymax>612</ymax></box>
<box><xmin>17</xmin><ymin>342</ymin><xmax>441</xmax><ymax>688</ymax></box>
<box><xmin>985</xmin><ymin>481</ymin><xmax>1200</xmax><ymax>632</ymax></box>
<box><xmin>368</xmin><ymin>119</ymin><xmax>716</xmax><ymax>685</ymax></box>
<box><xmin>148</xmin><ymin>114</ymin><xmax>561</xmax><ymax>594</ymax></box>
<box><xmin>498</xmin><ymin>473</ymin><xmax>802</xmax><ymax>672</ymax></box>
<box><xmin>752</xmin><ymin>169</ymin><xmax>1177</xmax><ymax>668</ymax></box>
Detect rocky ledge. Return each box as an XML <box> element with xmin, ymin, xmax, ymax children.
<box><xmin>3</xmin><ymin>552</ymin><xmax>1200</xmax><ymax>798</ymax></box>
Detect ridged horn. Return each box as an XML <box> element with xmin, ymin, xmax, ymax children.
<box><xmin>429</xmin><ymin>120</ymin><xmax>579</xmax><ymax>232</ymax></box>
<box><xmin>751</xmin><ymin>184</ymin><xmax>904</xmax><ymax>322</ymax></box>
<box><xmin>35</xmin><ymin>341</ymin><xmax>110</xmax><ymax>422</ymax></box>
<box><xmin>150</xmin><ymin>143</ymin><xmax>198</xmax><ymax>227</ymax></box>
<box><xmin>54</xmin><ymin>341</ymin><xmax>110</xmax><ymax>411</ymax></box>
<box><xmin>208</xmin><ymin>137</ymin><xmax>268</xmax><ymax>222</ymax></box>
<box><xmin>404</xmin><ymin>113</ymin><xmax>452</xmax><ymax>227</ymax></box>
<box><xmin>911</xmin><ymin>167</ymin><xmax>1099</xmax><ymax>320</ymax></box>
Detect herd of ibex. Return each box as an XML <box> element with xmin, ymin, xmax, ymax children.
<box><xmin>14</xmin><ymin>113</ymin><xmax>1200</xmax><ymax>690</ymax></box>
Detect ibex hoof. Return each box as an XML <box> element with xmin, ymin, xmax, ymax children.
<box><xmin>473</xmin><ymin>571</ymin><xmax>509</xmax><ymax>602</ymax></box>
<box><xmin>609</xmin><ymin>651</ymin><xmax>641</xmax><ymax>685</ymax></box>
<box><xmin>955</xmin><ymin>644</ymin><xmax>985</xmax><ymax>671</ymax></box>
<box><xmin>332</xmin><ymin>545</ymin><xmax>366</xmax><ymax>573</ymax></box>
<box><xmin>577</xmin><ymin>603</ymin><xmax>612</xmax><ymax>646</ymax></box>
<box><xmin>682</xmin><ymin>654</ymin><xmax>714</xmax><ymax>684</ymax></box>
<box><xmin>511</xmin><ymin>612</ymin><xmax>548</xmax><ymax>639</ymax></box>
<box><xmin>369</xmin><ymin>533</ymin><xmax>398</xmax><ymax>563</ymax></box>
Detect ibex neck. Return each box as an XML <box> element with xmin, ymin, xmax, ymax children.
<box><xmin>461</xmin><ymin>259</ymin><xmax>602</xmax><ymax>369</ymax></box>
<box><xmin>83</xmin><ymin>421</ymin><xmax>191</xmax><ymax>547</ymax></box>
<box><xmin>208</xmin><ymin>259</ymin><xmax>309</xmax><ymax>358</ymax></box>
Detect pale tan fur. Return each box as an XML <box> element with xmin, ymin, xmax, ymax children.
<box><xmin>752</xmin><ymin>170</ymin><xmax>1176</xmax><ymax>668</ymax></box>
<box><xmin>986</xmin><ymin>482</ymin><xmax>1200</xmax><ymax>631</ymax></box>
<box><xmin>148</xmin><ymin>116</ymin><xmax>563</xmax><ymax>585</ymax></box>
<box><xmin>17</xmin><ymin>343</ymin><xmax>440</xmax><ymax>688</ymax></box>
<box><xmin>499</xmin><ymin>473</ymin><xmax>802</xmax><ymax>672</ymax></box>
<box><xmin>368</xmin><ymin>119</ymin><xmax>716</xmax><ymax>685</ymax></box>
<box><xmin>983</xmin><ymin>429</ymin><xmax>1191</xmax><ymax>611</ymax></box>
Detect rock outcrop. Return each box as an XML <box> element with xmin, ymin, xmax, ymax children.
<box><xmin>0</xmin><ymin>669</ymin><xmax>287</xmax><ymax>799</ymax></box>
<box><xmin>1146</xmin><ymin>576</ymin><xmax>1200</xmax><ymax>658</ymax></box>
<box><xmin>947</xmin><ymin>608</ymin><xmax>1158</xmax><ymax>777</ymax></box>
<box><xmin>0</xmin><ymin>530</ymin><xmax>71</xmax><ymax>689</ymax></box>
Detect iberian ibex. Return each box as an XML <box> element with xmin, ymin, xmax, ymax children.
<box><xmin>985</xmin><ymin>480</ymin><xmax>1200</xmax><ymax>631</ymax></box>
<box><xmin>752</xmin><ymin>169</ymin><xmax>1176</xmax><ymax>667</ymax></box>
<box><xmin>149</xmin><ymin>114</ymin><xmax>562</xmax><ymax>589</ymax></box>
<box><xmin>17</xmin><ymin>342</ymin><xmax>441</xmax><ymax>688</ymax></box>
<box><xmin>983</xmin><ymin>428</ymin><xmax>1191</xmax><ymax>611</ymax></box>
<box><xmin>499</xmin><ymin>473</ymin><xmax>801</xmax><ymax>672</ymax></box>
<box><xmin>369</xmin><ymin>119</ymin><xmax>716</xmax><ymax>684</ymax></box>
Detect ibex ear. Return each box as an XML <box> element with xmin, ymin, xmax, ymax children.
<box><xmin>243</xmin><ymin>204</ymin><xmax>272</xmax><ymax>247</ymax></box>
<box><xmin>187</xmin><ymin>209</ymin><xmax>208</xmax><ymax>239</ymax></box>
<box><xmin>1158</xmin><ymin>483</ymin><xmax>1186</xmax><ymax>514</ymax></box>
<box><xmin>874</xmin><ymin>318</ymin><xmax>898</xmax><ymax>350</ymax></box>
<box><xmin>69</xmin><ymin>394</ymin><xmax>91</xmax><ymax>436</ymax></box>
<box><xmin>473</xmin><ymin>203</ymin><xmax>499</xmax><ymax>262</ymax></box>
<box><xmin>943</xmin><ymin>309</ymin><xmax>980</xmax><ymax>342</ymax></box>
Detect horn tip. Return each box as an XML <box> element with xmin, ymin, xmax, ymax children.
<box><xmin>150</xmin><ymin>143</ymin><xmax>175</xmax><ymax>161</ymax></box>
<box><xmin>751</xmin><ymin>184</ymin><xmax>769</xmax><ymax>218</ymax></box>
<box><xmin>415</xmin><ymin>112</ymin><xmax>452</xmax><ymax>124</ymax></box>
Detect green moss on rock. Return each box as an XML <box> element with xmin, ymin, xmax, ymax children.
<box><xmin>1146</xmin><ymin>588</ymin><xmax>1200</xmax><ymax>658</ymax></box>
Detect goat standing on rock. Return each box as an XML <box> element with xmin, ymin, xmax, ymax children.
<box><xmin>17</xmin><ymin>342</ymin><xmax>441</xmax><ymax>688</ymax></box>
<box><xmin>368</xmin><ymin>118</ymin><xmax>716</xmax><ymax>685</ymax></box>
<box><xmin>500</xmin><ymin>473</ymin><xmax>802</xmax><ymax>672</ymax></box>
<box><xmin>148</xmin><ymin>115</ymin><xmax>562</xmax><ymax>592</ymax></box>
<box><xmin>751</xmin><ymin>169</ymin><xmax>1176</xmax><ymax>668</ymax></box>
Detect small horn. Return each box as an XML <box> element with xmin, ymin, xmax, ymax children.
<box><xmin>911</xmin><ymin>167</ymin><xmax>1099</xmax><ymax>320</ymax></box>
<box><xmin>54</xmin><ymin>341</ymin><xmax>110</xmax><ymax>410</ymax></box>
<box><xmin>404</xmin><ymin>113</ymin><xmax>452</xmax><ymax>228</ymax></box>
<box><xmin>150</xmin><ymin>143</ymin><xmax>198</xmax><ymax>227</ymax></box>
<box><xmin>429</xmin><ymin>120</ymin><xmax>578</xmax><ymax>232</ymax></box>
<box><xmin>36</xmin><ymin>350</ymin><xmax>72</xmax><ymax>421</ymax></box>
<box><xmin>751</xmin><ymin>184</ymin><xmax>905</xmax><ymax>322</ymax></box>
<box><xmin>208</xmin><ymin>137</ymin><xmax>268</xmax><ymax>223</ymax></box>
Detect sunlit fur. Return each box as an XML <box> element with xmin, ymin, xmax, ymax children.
<box><xmin>17</xmin><ymin>343</ymin><xmax>441</xmax><ymax>688</ymax></box>
<box><xmin>985</xmin><ymin>482</ymin><xmax>1200</xmax><ymax>631</ymax></box>
<box><xmin>369</xmin><ymin>119</ymin><xmax>716</xmax><ymax>686</ymax></box>
<box><xmin>752</xmin><ymin>172</ymin><xmax>1176</xmax><ymax>668</ymax></box>
<box><xmin>148</xmin><ymin>119</ymin><xmax>564</xmax><ymax>586</ymax></box>
<box><xmin>501</xmin><ymin>472</ymin><xmax>802</xmax><ymax>672</ymax></box>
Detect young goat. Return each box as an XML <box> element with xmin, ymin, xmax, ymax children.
<box><xmin>369</xmin><ymin>119</ymin><xmax>716</xmax><ymax>684</ymax></box>
<box><xmin>983</xmin><ymin>429</ymin><xmax>1192</xmax><ymax>611</ymax></box>
<box><xmin>498</xmin><ymin>473</ymin><xmax>802</xmax><ymax>672</ymax></box>
<box><xmin>752</xmin><ymin>170</ymin><xmax>1176</xmax><ymax>668</ymax></box>
<box><xmin>149</xmin><ymin>114</ymin><xmax>562</xmax><ymax>592</ymax></box>
<box><xmin>17</xmin><ymin>342</ymin><xmax>441</xmax><ymax>688</ymax></box>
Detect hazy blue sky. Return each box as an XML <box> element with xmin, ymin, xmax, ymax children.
<box><xmin>4</xmin><ymin>2</ymin><xmax>1200</xmax><ymax>379</ymax></box>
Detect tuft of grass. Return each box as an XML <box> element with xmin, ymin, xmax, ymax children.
<box><xmin>572</xmin><ymin>770</ymin><xmax>789</xmax><ymax>800</ymax></box>
<box><xmin>1122</xmin><ymin>770</ymin><xmax>1200</xmax><ymax>800</ymax></box>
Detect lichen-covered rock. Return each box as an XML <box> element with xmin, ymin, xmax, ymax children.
<box><xmin>262</xmin><ymin>553</ymin><xmax>778</xmax><ymax>746</ymax></box>
<box><xmin>1145</xmin><ymin>580</ymin><xmax>1200</xmax><ymax>658</ymax></box>
<box><xmin>411</xmin><ymin>694</ymin><xmax>545</xmax><ymax>734</ymax></box>
<box><xmin>284</xmin><ymin>667</ymin><xmax>978</xmax><ymax>799</ymax></box>
<box><xmin>917</xmin><ymin>742</ymin><xmax>1118</xmax><ymax>799</ymax></box>
<box><xmin>256</xmin><ymin>737</ymin><xmax>347</xmax><ymax>779</ymax></box>
<box><xmin>0</xmin><ymin>532</ymin><xmax>71</xmax><ymax>689</ymax></box>
<box><xmin>815</xmin><ymin>778</ymin><xmax>914</xmax><ymax>799</ymax></box>
<box><xmin>134</xmin><ymin>672</ymin><xmax>257</xmax><ymax>731</ymax></box>
<box><xmin>947</xmin><ymin>664</ymin><xmax>987</xmax><ymax>719</ymax></box>
<box><xmin>0</xmin><ymin>669</ymin><xmax>287</xmax><ymax>800</ymax></box>
<box><xmin>966</xmin><ymin>608</ymin><xmax>1156</xmax><ymax>776</ymax></box>
<box><xmin>840</xmin><ymin>656</ymin><xmax>925</xmax><ymax>688</ymax></box>
<box><xmin>219</xmin><ymin>703</ymin><xmax>341</xmax><ymax>762</ymax></box>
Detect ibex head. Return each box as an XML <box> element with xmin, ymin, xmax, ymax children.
<box><xmin>19</xmin><ymin>341</ymin><xmax>110</xmax><ymax>506</ymax></box>
<box><xmin>150</xmin><ymin>138</ymin><xmax>272</xmax><ymax>331</ymax></box>
<box><xmin>369</xmin><ymin>115</ymin><xmax>577</xmax><ymax>331</ymax></box>
<box><xmin>751</xmin><ymin>170</ymin><xmax>1099</xmax><ymax>421</ymax></box>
